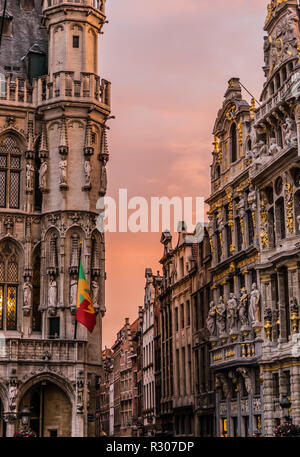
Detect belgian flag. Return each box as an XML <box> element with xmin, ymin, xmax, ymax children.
<box><xmin>75</xmin><ymin>261</ymin><xmax>96</xmax><ymax>333</ymax></box>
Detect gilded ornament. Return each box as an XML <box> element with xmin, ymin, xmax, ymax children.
<box><xmin>285</xmin><ymin>182</ymin><xmax>294</xmax><ymax>234</ymax></box>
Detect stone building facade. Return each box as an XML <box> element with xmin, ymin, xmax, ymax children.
<box><xmin>159</xmin><ymin>226</ymin><xmax>197</xmax><ymax>437</ymax></box>
<box><xmin>192</xmin><ymin>227</ymin><xmax>215</xmax><ymax>436</ymax></box>
<box><xmin>253</xmin><ymin>0</ymin><xmax>300</xmax><ymax>437</ymax></box>
<box><xmin>205</xmin><ymin>0</ymin><xmax>300</xmax><ymax>437</ymax></box>
<box><xmin>0</xmin><ymin>0</ymin><xmax>111</xmax><ymax>436</ymax></box>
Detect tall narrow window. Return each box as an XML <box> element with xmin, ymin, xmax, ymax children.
<box><xmin>73</xmin><ymin>36</ymin><xmax>80</xmax><ymax>48</ymax></box>
<box><xmin>32</xmin><ymin>248</ymin><xmax>41</xmax><ymax>332</ymax></box>
<box><xmin>0</xmin><ymin>243</ymin><xmax>18</xmax><ymax>330</ymax></box>
<box><xmin>230</xmin><ymin>123</ymin><xmax>237</xmax><ymax>163</ymax></box>
<box><xmin>0</xmin><ymin>137</ymin><xmax>21</xmax><ymax>209</ymax></box>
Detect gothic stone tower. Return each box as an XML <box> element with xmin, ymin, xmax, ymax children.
<box><xmin>0</xmin><ymin>0</ymin><xmax>111</xmax><ymax>437</ymax></box>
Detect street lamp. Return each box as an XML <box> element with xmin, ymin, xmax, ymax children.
<box><xmin>280</xmin><ymin>396</ymin><xmax>292</xmax><ymax>424</ymax></box>
<box><xmin>20</xmin><ymin>406</ymin><xmax>31</xmax><ymax>431</ymax></box>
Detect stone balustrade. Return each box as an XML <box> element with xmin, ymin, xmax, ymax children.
<box><xmin>254</xmin><ymin>75</ymin><xmax>294</xmax><ymax>124</ymax></box>
<box><xmin>0</xmin><ymin>72</ymin><xmax>111</xmax><ymax>109</ymax></box>
<box><xmin>0</xmin><ymin>338</ymin><xmax>87</xmax><ymax>363</ymax></box>
<box><xmin>210</xmin><ymin>339</ymin><xmax>261</xmax><ymax>367</ymax></box>
<box><xmin>42</xmin><ymin>0</ymin><xmax>105</xmax><ymax>13</ymax></box>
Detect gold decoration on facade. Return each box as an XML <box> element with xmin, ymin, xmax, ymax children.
<box><xmin>290</xmin><ymin>312</ymin><xmax>299</xmax><ymax>333</ymax></box>
<box><xmin>226</xmin><ymin>104</ymin><xmax>236</xmax><ymax>121</ymax></box>
<box><xmin>250</xmin><ymin>98</ymin><xmax>256</xmax><ymax>120</ymax></box>
<box><xmin>264</xmin><ymin>320</ymin><xmax>272</xmax><ymax>340</ymax></box>
<box><xmin>213</xmin><ymin>136</ymin><xmax>222</xmax><ymax>162</ymax></box>
<box><xmin>285</xmin><ymin>182</ymin><xmax>294</xmax><ymax>234</ymax></box>
<box><xmin>265</xmin><ymin>0</ymin><xmax>287</xmax><ymax>26</ymax></box>
<box><xmin>260</xmin><ymin>198</ymin><xmax>269</xmax><ymax>249</ymax></box>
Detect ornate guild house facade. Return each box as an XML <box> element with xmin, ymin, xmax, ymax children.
<box><xmin>206</xmin><ymin>0</ymin><xmax>300</xmax><ymax>437</ymax></box>
<box><xmin>0</xmin><ymin>0</ymin><xmax>111</xmax><ymax>437</ymax></box>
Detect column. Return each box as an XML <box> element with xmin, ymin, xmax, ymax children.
<box><xmin>291</xmin><ymin>365</ymin><xmax>300</xmax><ymax>426</ymax></box>
<box><xmin>262</xmin><ymin>369</ymin><xmax>274</xmax><ymax>437</ymax></box>
<box><xmin>277</xmin><ymin>270</ymin><xmax>287</xmax><ymax>342</ymax></box>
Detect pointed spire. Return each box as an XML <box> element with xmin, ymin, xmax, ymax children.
<box><xmin>84</xmin><ymin>119</ymin><xmax>94</xmax><ymax>156</ymax></box>
<box><xmin>59</xmin><ymin>116</ymin><xmax>69</xmax><ymax>155</ymax></box>
<box><xmin>39</xmin><ymin>123</ymin><xmax>48</xmax><ymax>159</ymax></box>
<box><xmin>25</xmin><ymin>118</ymin><xmax>35</xmax><ymax>160</ymax></box>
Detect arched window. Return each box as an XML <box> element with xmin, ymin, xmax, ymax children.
<box><xmin>0</xmin><ymin>137</ymin><xmax>21</xmax><ymax>209</ymax></box>
<box><xmin>215</xmin><ymin>164</ymin><xmax>221</xmax><ymax>179</ymax></box>
<box><xmin>275</xmin><ymin>197</ymin><xmax>286</xmax><ymax>240</ymax></box>
<box><xmin>0</xmin><ymin>243</ymin><xmax>19</xmax><ymax>330</ymax></box>
<box><xmin>230</xmin><ymin>123</ymin><xmax>237</xmax><ymax>163</ymax></box>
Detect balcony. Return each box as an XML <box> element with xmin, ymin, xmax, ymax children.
<box><xmin>0</xmin><ymin>72</ymin><xmax>111</xmax><ymax>110</ymax></box>
<box><xmin>210</xmin><ymin>339</ymin><xmax>262</xmax><ymax>368</ymax></box>
<box><xmin>0</xmin><ymin>338</ymin><xmax>87</xmax><ymax>363</ymax></box>
<box><xmin>42</xmin><ymin>0</ymin><xmax>105</xmax><ymax>14</ymax></box>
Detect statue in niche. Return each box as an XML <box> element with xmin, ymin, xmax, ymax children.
<box><xmin>263</xmin><ymin>36</ymin><xmax>271</xmax><ymax>68</ymax></box>
<box><xmin>59</xmin><ymin>158</ymin><xmax>67</xmax><ymax>185</ymax></box>
<box><xmin>23</xmin><ymin>277</ymin><xmax>33</xmax><ymax>316</ymax></box>
<box><xmin>283</xmin><ymin>117</ymin><xmax>298</xmax><ymax>148</ymax></box>
<box><xmin>84</xmin><ymin>160</ymin><xmax>92</xmax><ymax>187</ymax></box>
<box><xmin>70</xmin><ymin>276</ymin><xmax>77</xmax><ymax>311</ymax></box>
<box><xmin>48</xmin><ymin>275</ymin><xmax>57</xmax><ymax>309</ymax></box>
<box><xmin>216</xmin><ymin>296</ymin><xmax>226</xmax><ymax>336</ymax></box>
<box><xmin>238</xmin><ymin>196</ymin><xmax>246</xmax><ymax>218</ymax></box>
<box><xmin>238</xmin><ymin>287</ymin><xmax>249</xmax><ymax>326</ymax></box>
<box><xmin>206</xmin><ymin>301</ymin><xmax>217</xmax><ymax>337</ymax></box>
<box><xmin>227</xmin><ymin>293</ymin><xmax>238</xmax><ymax>332</ymax></box>
<box><xmin>215</xmin><ymin>373</ymin><xmax>230</xmax><ymax>398</ymax></box>
<box><xmin>248</xmin><ymin>185</ymin><xmax>257</xmax><ymax>211</ymax></box>
<box><xmin>268</xmin><ymin>138</ymin><xmax>281</xmax><ymax>156</ymax></box>
<box><xmin>39</xmin><ymin>161</ymin><xmax>47</xmax><ymax>190</ymax></box>
<box><xmin>249</xmin><ymin>283</ymin><xmax>261</xmax><ymax>323</ymax></box>
<box><xmin>26</xmin><ymin>163</ymin><xmax>35</xmax><ymax>190</ymax></box>
<box><xmin>99</xmin><ymin>157</ymin><xmax>108</xmax><ymax>194</ymax></box>
<box><xmin>91</xmin><ymin>278</ymin><xmax>100</xmax><ymax>311</ymax></box>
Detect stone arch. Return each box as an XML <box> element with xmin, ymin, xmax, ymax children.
<box><xmin>17</xmin><ymin>372</ymin><xmax>74</xmax><ymax>437</ymax></box>
<box><xmin>0</xmin><ymin>128</ymin><xmax>27</xmax><ymax>146</ymax></box>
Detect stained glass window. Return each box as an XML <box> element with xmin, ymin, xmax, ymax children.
<box><xmin>0</xmin><ymin>137</ymin><xmax>21</xmax><ymax>209</ymax></box>
<box><xmin>0</xmin><ymin>244</ymin><xmax>18</xmax><ymax>330</ymax></box>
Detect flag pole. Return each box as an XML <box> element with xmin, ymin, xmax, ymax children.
<box><xmin>74</xmin><ymin>241</ymin><xmax>83</xmax><ymax>340</ymax></box>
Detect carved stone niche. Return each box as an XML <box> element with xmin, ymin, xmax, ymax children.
<box><xmin>68</xmin><ymin>234</ymin><xmax>80</xmax><ymax>276</ymax></box>
<box><xmin>47</xmin><ymin>234</ymin><xmax>58</xmax><ymax>277</ymax></box>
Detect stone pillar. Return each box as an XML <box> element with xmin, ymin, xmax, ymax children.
<box><xmin>291</xmin><ymin>364</ymin><xmax>300</xmax><ymax>426</ymax></box>
<box><xmin>277</xmin><ymin>270</ymin><xmax>288</xmax><ymax>342</ymax></box>
<box><xmin>3</xmin><ymin>414</ymin><xmax>17</xmax><ymax>437</ymax></box>
<box><xmin>262</xmin><ymin>368</ymin><xmax>274</xmax><ymax>436</ymax></box>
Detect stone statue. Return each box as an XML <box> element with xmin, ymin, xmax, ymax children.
<box><xmin>99</xmin><ymin>158</ymin><xmax>108</xmax><ymax>194</ymax></box>
<box><xmin>238</xmin><ymin>197</ymin><xmax>246</xmax><ymax>218</ymax></box>
<box><xmin>215</xmin><ymin>373</ymin><xmax>230</xmax><ymax>398</ymax></box>
<box><xmin>39</xmin><ymin>161</ymin><xmax>47</xmax><ymax>190</ymax></box>
<box><xmin>238</xmin><ymin>288</ymin><xmax>249</xmax><ymax>326</ymax></box>
<box><xmin>249</xmin><ymin>282</ymin><xmax>260</xmax><ymax>323</ymax></box>
<box><xmin>59</xmin><ymin>159</ymin><xmax>67</xmax><ymax>185</ymax></box>
<box><xmin>248</xmin><ymin>185</ymin><xmax>257</xmax><ymax>211</ymax></box>
<box><xmin>26</xmin><ymin>163</ymin><xmax>35</xmax><ymax>190</ymax></box>
<box><xmin>70</xmin><ymin>276</ymin><xmax>77</xmax><ymax>311</ymax></box>
<box><xmin>216</xmin><ymin>296</ymin><xmax>227</xmax><ymax>336</ymax></box>
<box><xmin>8</xmin><ymin>385</ymin><xmax>17</xmax><ymax>411</ymax></box>
<box><xmin>91</xmin><ymin>278</ymin><xmax>100</xmax><ymax>310</ymax></box>
<box><xmin>263</xmin><ymin>36</ymin><xmax>270</xmax><ymax>67</ymax></box>
<box><xmin>236</xmin><ymin>367</ymin><xmax>254</xmax><ymax>395</ymax></box>
<box><xmin>23</xmin><ymin>277</ymin><xmax>33</xmax><ymax>316</ymax></box>
<box><xmin>283</xmin><ymin>117</ymin><xmax>297</xmax><ymax>148</ymax></box>
<box><xmin>84</xmin><ymin>160</ymin><xmax>92</xmax><ymax>187</ymax></box>
<box><xmin>48</xmin><ymin>275</ymin><xmax>57</xmax><ymax>310</ymax></box>
<box><xmin>227</xmin><ymin>293</ymin><xmax>238</xmax><ymax>332</ymax></box>
<box><xmin>206</xmin><ymin>301</ymin><xmax>217</xmax><ymax>337</ymax></box>
<box><xmin>268</xmin><ymin>138</ymin><xmax>281</xmax><ymax>156</ymax></box>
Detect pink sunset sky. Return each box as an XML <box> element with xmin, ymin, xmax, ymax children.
<box><xmin>100</xmin><ymin>0</ymin><xmax>267</xmax><ymax>348</ymax></box>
